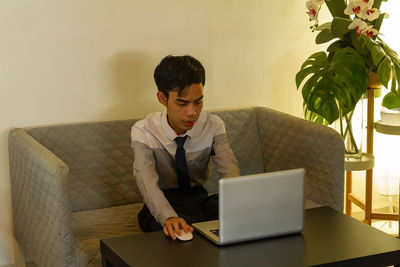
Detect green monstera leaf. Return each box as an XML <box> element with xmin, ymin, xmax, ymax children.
<box><xmin>296</xmin><ymin>47</ymin><xmax>369</xmax><ymax>124</ymax></box>
<box><xmin>382</xmin><ymin>92</ymin><xmax>400</xmax><ymax>109</ymax></box>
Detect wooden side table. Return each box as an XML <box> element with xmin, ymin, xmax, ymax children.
<box><xmin>345</xmin><ymin>88</ymin><xmax>399</xmax><ymax>225</ymax></box>
<box><xmin>345</xmin><ymin>153</ymin><xmax>374</xmax><ymax>224</ymax></box>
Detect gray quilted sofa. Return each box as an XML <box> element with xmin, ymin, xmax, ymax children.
<box><xmin>8</xmin><ymin>106</ymin><xmax>344</xmax><ymax>267</ymax></box>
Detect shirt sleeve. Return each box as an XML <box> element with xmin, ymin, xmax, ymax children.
<box><xmin>132</xmin><ymin>127</ymin><xmax>178</xmax><ymax>225</ymax></box>
<box><xmin>211</xmin><ymin>117</ymin><xmax>241</xmax><ymax>178</ymax></box>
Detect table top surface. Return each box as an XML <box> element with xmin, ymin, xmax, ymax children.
<box><xmin>101</xmin><ymin>207</ymin><xmax>400</xmax><ymax>267</ymax></box>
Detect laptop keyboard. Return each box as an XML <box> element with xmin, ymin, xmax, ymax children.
<box><xmin>210</xmin><ymin>229</ymin><xmax>219</xmax><ymax>237</ymax></box>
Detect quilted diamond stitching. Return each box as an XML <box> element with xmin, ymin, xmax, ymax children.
<box><xmin>9</xmin><ymin>129</ymin><xmax>74</xmax><ymax>267</ymax></box>
<box><xmin>204</xmin><ymin>107</ymin><xmax>265</xmax><ymax>193</ymax></box>
<box><xmin>255</xmin><ymin>107</ymin><xmax>344</xmax><ymax>211</ymax></box>
<box><xmin>27</xmin><ymin>120</ymin><xmax>142</xmax><ymax>211</ymax></box>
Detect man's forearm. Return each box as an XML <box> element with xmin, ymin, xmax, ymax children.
<box><xmin>133</xmin><ymin>141</ymin><xmax>178</xmax><ymax>225</ymax></box>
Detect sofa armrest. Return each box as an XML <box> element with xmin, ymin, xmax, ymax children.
<box><xmin>8</xmin><ymin>128</ymin><xmax>75</xmax><ymax>267</ymax></box>
<box><xmin>256</xmin><ymin>107</ymin><xmax>344</xmax><ymax>212</ymax></box>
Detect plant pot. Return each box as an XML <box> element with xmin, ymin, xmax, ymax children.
<box><xmin>337</xmin><ymin>71</ymin><xmax>382</xmax><ymax>159</ymax></box>
<box><xmin>368</xmin><ymin>71</ymin><xmax>383</xmax><ymax>89</ymax></box>
<box><xmin>336</xmin><ymin>98</ymin><xmax>365</xmax><ymax>159</ymax></box>
<box><xmin>380</xmin><ymin>107</ymin><xmax>400</xmax><ymax>126</ymax></box>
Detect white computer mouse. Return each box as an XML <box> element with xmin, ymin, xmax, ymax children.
<box><xmin>176</xmin><ymin>231</ymin><xmax>193</xmax><ymax>241</ymax></box>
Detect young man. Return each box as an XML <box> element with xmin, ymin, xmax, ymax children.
<box><xmin>131</xmin><ymin>55</ymin><xmax>240</xmax><ymax>240</ymax></box>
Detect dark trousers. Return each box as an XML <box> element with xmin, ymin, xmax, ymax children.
<box><xmin>138</xmin><ymin>186</ymin><xmax>218</xmax><ymax>232</ymax></box>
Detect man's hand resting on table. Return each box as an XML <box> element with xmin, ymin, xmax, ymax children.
<box><xmin>163</xmin><ymin>217</ymin><xmax>194</xmax><ymax>240</ymax></box>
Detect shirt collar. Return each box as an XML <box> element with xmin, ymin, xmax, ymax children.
<box><xmin>161</xmin><ymin>110</ymin><xmax>206</xmax><ymax>141</ymax></box>
<box><xmin>161</xmin><ymin>110</ymin><xmax>177</xmax><ymax>141</ymax></box>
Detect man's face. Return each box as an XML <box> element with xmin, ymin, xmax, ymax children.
<box><xmin>158</xmin><ymin>83</ymin><xmax>204</xmax><ymax>135</ymax></box>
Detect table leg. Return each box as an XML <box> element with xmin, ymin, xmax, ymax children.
<box><xmin>346</xmin><ymin>170</ymin><xmax>352</xmax><ymax>216</ymax></box>
<box><xmin>365</xmin><ymin>169</ymin><xmax>373</xmax><ymax>225</ymax></box>
<box><xmin>365</xmin><ymin>88</ymin><xmax>375</xmax><ymax>226</ymax></box>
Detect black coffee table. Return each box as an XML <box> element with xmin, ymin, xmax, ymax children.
<box><xmin>100</xmin><ymin>207</ymin><xmax>400</xmax><ymax>266</ymax></box>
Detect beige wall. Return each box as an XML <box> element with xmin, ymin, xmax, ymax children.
<box><xmin>0</xmin><ymin>0</ymin><xmax>328</xmax><ymax>264</ymax></box>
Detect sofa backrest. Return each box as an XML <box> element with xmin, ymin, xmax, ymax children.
<box><xmin>27</xmin><ymin>107</ymin><xmax>265</xmax><ymax>211</ymax></box>
<box><xmin>204</xmin><ymin>107</ymin><xmax>265</xmax><ymax>193</ymax></box>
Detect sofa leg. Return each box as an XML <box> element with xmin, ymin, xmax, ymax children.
<box><xmin>102</xmin><ymin>256</ymin><xmax>115</xmax><ymax>267</ymax></box>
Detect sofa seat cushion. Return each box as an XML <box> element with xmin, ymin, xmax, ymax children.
<box><xmin>72</xmin><ymin>203</ymin><xmax>144</xmax><ymax>266</ymax></box>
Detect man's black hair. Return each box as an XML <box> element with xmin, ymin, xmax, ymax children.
<box><xmin>154</xmin><ymin>55</ymin><xmax>205</xmax><ymax>98</ymax></box>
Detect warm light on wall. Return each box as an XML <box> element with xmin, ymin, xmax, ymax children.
<box><xmin>347</xmin><ymin>1</ymin><xmax>400</xmax><ymax>215</ymax></box>
<box><xmin>380</xmin><ymin>1</ymin><xmax>400</xmax><ymax>54</ymax></box>
<box><xmin>373</xmin><ymin>1</ymin><xmax>400</xmax><ymax>199</ymax></box>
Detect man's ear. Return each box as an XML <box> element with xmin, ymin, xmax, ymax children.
<box><xmin>157</xmin><ymin>91</ymin><xmax>167</xmax><ymax>107</ymax></box>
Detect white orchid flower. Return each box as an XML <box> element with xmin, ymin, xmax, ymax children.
<box><xmin>360</xmin><ymin>7</ymin><xmax>380</xmax><ymax>21</ymax></box>
<box><xmin>306</xmin><ymin>0</ymin><xmax>319</xmax><ymax>21</ymax></box>
<box><xmin>315</xmin><ymin>0</ymin><xmax>325</xmax><ymax>5</ymax></box>
<box><xmin>362</xmin><ymin>25</ymin><xmax>379</xmax><ymax>37</ymax></box>
<box><xmin>348</xmin><ymin>18</ymin><xmax>368</xmax><ymax>36</ymax></box>
<box><xmin>349</xmin><ymin>0</ymin><xmax>373</xmax><ymax>6</ymax></box>
<box><xmin>361</xmin><ymin>0</ymin><xmax>374</xmax><ymax>8</ymax></box>
<box><xmin>344</xmin><ymin>1</ymin><xmax>366</xmax><ymax>17</ymax></box>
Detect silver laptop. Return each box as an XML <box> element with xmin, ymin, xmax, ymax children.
<box><xmin>193</xmin><ymin>168</ymin><xmax>305</xmax><ymax>245</ymax></box>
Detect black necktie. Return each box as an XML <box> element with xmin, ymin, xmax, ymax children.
<box><xmin>175</xmin><ymin>136</ymin><xmax>191</xmax><ymax>195</ymax></box>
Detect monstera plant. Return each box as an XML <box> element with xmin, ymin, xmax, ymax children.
<box><xmin>296</xmin><ymin>0</ymin><xmax>400</xmax><ymax>157</ymax></box>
